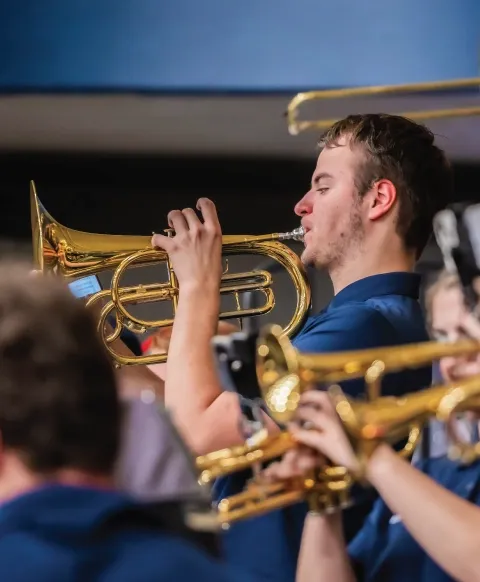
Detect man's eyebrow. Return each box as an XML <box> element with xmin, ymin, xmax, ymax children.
<box><xmin>312</xmin><ymin>172</ymin><xmax>333</xmax><ymax>187</ymax></box>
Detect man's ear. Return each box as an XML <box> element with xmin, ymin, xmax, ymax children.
<box><xmin>367</xmin><ymin>179</ymin><xmax>397</xmax><ymax>221</ymax></box>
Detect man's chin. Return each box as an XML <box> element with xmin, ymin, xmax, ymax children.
<box><xmin>301</xmin><ymin>250</ymin><xmax>328</xmax><ymax>271</ymax></box>
<box><xmin>300</xmin><ymin>250</ymin><xmax>315</xmax><ymax>268</ymax></box>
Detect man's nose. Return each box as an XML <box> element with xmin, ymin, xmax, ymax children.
<box><xmin>294</xmin><ymin>191</ymin><xmax>313</xmax><ymax>217</ymax></box>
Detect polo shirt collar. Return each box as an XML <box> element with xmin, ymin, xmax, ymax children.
<box><xmin>328</xmin><ymin>272</ymin><xmax>421</xmax><ymax>310</ymax></box>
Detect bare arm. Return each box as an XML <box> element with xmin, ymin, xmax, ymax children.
<box><xmin>297</xmin><ymin>514</ymin><xmax>355</xmax><ymax>582</ymax></box>
<box><xmin>111</xmin><ymin>335</ymin><xmax>165</xmax><ymax>400</ymax></box>
<box><xmin>263</xmin><ymin>448</ymin><xmax>355</xmax><ymax>582</ymax></box>
<box><xmin>168</xmin><ymin>289</ymin><xmax>278</xmax><ymax>452</ymax></box>
<box><xmin>152</xmin><ymin>200</ymin><xmax>277</xmax><ymax>454</ymax></box>
<box><xmin>365</xmin><ymin>444</ymin><xmax>480</xmax><ymax>582</ymax></box>
<box><xmin>290</xmin><ymin>392</ymin><xmax>480</xmax><ymax>582</ymax></box>
<box><xmin>91</xmin><ymin>305</ymin><xmax>165</xmax><ymax>400</ymax></box>
<box><xmin>165</xmin><ymin>283</ymin><xmax>244</xmax><ymax>452</ymax></box>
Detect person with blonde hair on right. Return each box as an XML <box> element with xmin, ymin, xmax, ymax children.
<box><xmin>262</xmin><ymin>269</ymin><xmax>480</xmax><ymax>582</ymax></box>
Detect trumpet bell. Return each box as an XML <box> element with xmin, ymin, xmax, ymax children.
<box><xmin>31</xmin><ymin>180</ymin><xmax>153</xmax><ymax>278</ymax></box>
<box><xmin>256</xmin><ymin>324</ymin><xmax>480</xmax><ymax>424</ymax></box>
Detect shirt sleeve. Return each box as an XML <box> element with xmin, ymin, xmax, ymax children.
<box><xmin>293</xmin><ymin>307</ymin><xmax>398</xmax><ymax>399</ymax></box>
<box><xmin>292</xmin><ymin>305</ymin><xmax>397</xmax><ymax>354</ymax></box>
<box><xmin>347</xmin><ymin>496</ymin><xmax>393</xmax><ymax>580</ymax></box>
<box><xmin>292</xmin><ymin>305</ymin><xmax>432</xmax><ymax>399</ymax></box>
<box><xmin>347</xmin><ymin>458</ymin><xmax>430</xmax><ymax>578</ymax></box>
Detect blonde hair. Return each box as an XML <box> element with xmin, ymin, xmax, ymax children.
<box><xmin>424</xmin><ymin>270</ymin><xmax>460</xmax><ymax>330</ymax></box>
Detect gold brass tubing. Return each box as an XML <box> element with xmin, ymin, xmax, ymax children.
<box><xmin>286</xmin><ymin>77</ymin><xmax>480</xmax><ymax>134</ymax></box>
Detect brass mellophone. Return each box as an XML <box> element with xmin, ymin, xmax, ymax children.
<box><xmin>30</xmin><ymin>181</ymin><xmax>311</xmax><ymax>367</ymax></box>
<box><xmin>196</xmin><ymin>327</ymin><xmax>480</xmax><ymax>526</ymax></box>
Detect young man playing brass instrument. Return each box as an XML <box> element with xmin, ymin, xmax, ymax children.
<box><xmin>261</xmin><ymin>271</ymin><xmax>480</xmax><ymax>582</ymax></box>
<box><xmin>152</xmin><ymin>114</ymin><xmax>453</xmax><ymax>581</ymax></box>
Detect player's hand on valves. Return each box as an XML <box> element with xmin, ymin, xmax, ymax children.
<box><xmin>261</xmin><ymin>446</ymin><xmax>323</xmax><ymax>483</ymax></box>
<box><xmin>288</xmin><ymin>391</ymin><xmax>360</xmax><ymax>473</ymax></box>
<box><xmin>151</xmin><ymin>198</ymin><xmax>223</xmax><ymax>292</ymax></box>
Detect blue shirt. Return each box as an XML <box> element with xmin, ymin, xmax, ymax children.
<box><xmin>293</xmin><ymin>271</ymin><xmax>431</xmax><ymax>397</ymax></box>
<box><xmin>349</xmin><ymin>456</ymin><xmax>480</xmax><ymax>582</ymax></box>
<box><xmin>0</xmin><ymin>484</ymin><xmax>253</xmax><ymax>582</ymax></box>
<box><xmin>215</xmin><ymin>272</ymin><xmax>432</xmax><ymax>582</ymax></box>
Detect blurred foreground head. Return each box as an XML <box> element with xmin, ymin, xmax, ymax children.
<box><xmin>0</xmin><ymin>262</ymin><xmax>121</xmax><ymax>499</ymax></box>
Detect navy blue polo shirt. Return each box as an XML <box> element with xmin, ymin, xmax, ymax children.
<box><xmin>0</xmin><ymin>484</ymin><xmax>254</xmax><ymax>582</ymax></box>
<box><xmin>293</xmin><ymin>271</ymin><xmax>431</xmax><ymax>397</ymax></box>
<box><xmin>349</xmin><ymin>456</ymin><xmax>480</xmax><ymax>582</ymax></box>
<box><xmin>215</xmin><ymin>272</ymin><xmax>432</xmax><ymax>582</ymax></box>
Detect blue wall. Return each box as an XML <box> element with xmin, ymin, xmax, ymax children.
<box><xmin>0</xmin><ymin>0</ymin><xmax>478</xmax><ymax>92</ymax></box>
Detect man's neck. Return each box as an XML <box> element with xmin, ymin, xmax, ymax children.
<box><xmin>329</xmin><ymin>251</ymin><xmax>416</xmax><ymax>295</ymax></box>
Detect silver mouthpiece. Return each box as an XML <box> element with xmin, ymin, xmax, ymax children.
<box><xmin>278</xmin><ymin>227</ymin><xmax>305</xmax><ymax>242</ymax></box>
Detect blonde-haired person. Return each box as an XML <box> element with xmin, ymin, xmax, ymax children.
<box><xmin>425</xmin><ymin>271</ymin><xmax>480</xmax><ymax>380</ymax></box>
<box><xmin>417</xmin><ymin>270</ymin><xmax>478</xmax><ymax>458</ymax></box>
<box><xmin>262</xmin><ymin>271</ymin><xmax>480</xmax><ymax>582</ymax></box>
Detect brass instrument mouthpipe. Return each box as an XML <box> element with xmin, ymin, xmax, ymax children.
<box><xmin>196</xmin><ymin>432</ymin><xmax>296</xmax><ymax>484</ymax></box>
<box><xmin>217</xmin><ymin>481</ymin><xmax>305</xmax><ymax>526</ymax></box>
<box><xmin>216</xmin><ymin>467</ymin><xmax>352</xmax><ymax>527</ymax></box>
<box><xmin>332</xmin><ymin>373</ymin><xmax>480</xmax><ymax>444</ymax></box>
<box><xmin>298</xmin><ymin>341</ymin><xmax>480</xmax><ymax>384</ymax></box>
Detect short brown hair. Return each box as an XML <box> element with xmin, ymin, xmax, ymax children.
<box><xmin>0</xmin><ymin>262</ymin><xmax>120</xmax><ymax>475</ymax></box>
<box><xmin>319</xmin><ymin>114</ymin><xmax>453</xmax><ymax>257</ymax></box>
